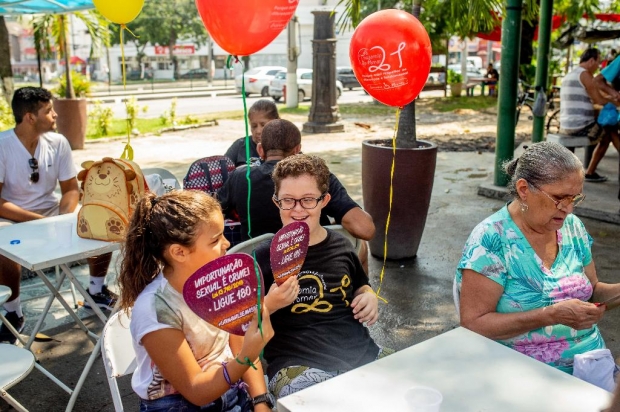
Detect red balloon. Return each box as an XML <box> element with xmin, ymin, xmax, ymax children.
<box><xmin>349</xmin><ymin>9</ymin><xmax>432</xmax><ymax>107</ymax></box>
<box><xmin>195</xmin><ymin>0</ymin><xmax>299</xmax><ymax>56</ymax></box>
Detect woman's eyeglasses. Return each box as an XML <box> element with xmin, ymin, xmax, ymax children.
<box><xmin>273</xmin><ymin>194</ymin><xmax>326</xmax><ymax>210</ymax></box>
<box><xmin>29</xmin><ymin>158</ymin><xmax>39</xmax><ymax>183</ymax></box>
<box><xmin>531</xmin><ymin>184</ymin><xmax>585</xmax><ymax>210</ymax></box>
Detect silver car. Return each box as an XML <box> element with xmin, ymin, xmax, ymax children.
<box><xmin>235</xmin><ymin>66</ymin><xmax>286</xmax><ymax>97</ymax></box>
<box><xmin>269</xmin><ymin>69</ymin><xmax>343</xmax><ymax>102</ymax></box>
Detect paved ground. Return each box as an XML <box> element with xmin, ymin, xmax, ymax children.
<box><xmin>2</xmin><ymin>115</ymin><xmax>620</xmax><ymax>411</ymax></box>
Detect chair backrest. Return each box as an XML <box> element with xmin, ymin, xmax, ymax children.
<box><xmin>453</xmin><ymin>277</ymin><xmax>461</xmax><ymax>320</ymax></box>
<box><xmin>101</xmin><ymin>310</ymin><xmax>136</xmax><ymax>412</ymax></box>
<box><xmin>324</xmin><ymin>224</ymin><xmax>361</xmax><ymax>253</ymax></box>
<box><xmin>142</xmin><ymin>167</ymin><xmax>182</xmax><ymax>190</ymax></box>
<box><xmin>0</xmin><ymin>344</ymin><xmax>35</xmax><ymax>411</ymax></box>
<box><xmin>226</xmin><ymin>233</ymin><xmax>275</xmax><ymax>255</ymax></box>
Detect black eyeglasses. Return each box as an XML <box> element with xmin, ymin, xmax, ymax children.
<box><xmin>29</xmin><ymin>157</ymin><xmax>39</xmax><ymax>183</ymax></box>
<box><xmin>273</xmin><ymin>193</ymin><xmax>326</xmax><ymax>210</ymax></box>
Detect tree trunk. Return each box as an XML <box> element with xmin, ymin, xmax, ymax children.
<box><xmin>60</xmin><ymin>15</ymin><xmax>75</xmax><ymax>99</ymax></box>
<box><xmin>168</xmin><ymin>32</ymin><xmax>178</xmax><ymax>79</ymax></box>
<box><xmin>395</xmin><ymin>0</ymin><xmax>422</xmax><ymax>148</ymax></box>
<box><xmin>0</xmin><ymin>17</ymin><xmax>14</xmax><ymax>104</ymax></box>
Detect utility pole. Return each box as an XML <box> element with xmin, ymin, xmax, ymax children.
<box><xmin>286</xmin><ymin>16</ymin><xmax>299</xmax><ymax>108</ymax></box>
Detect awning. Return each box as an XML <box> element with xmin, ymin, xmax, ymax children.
<box><xmin>0</xmin><ymin>0</ymin><xmax>94</xmax><ymax>15</ymax></box>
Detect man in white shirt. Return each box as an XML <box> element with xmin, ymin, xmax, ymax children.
<box><xmin>0</xmin><ymin>87</ymin><xmax>115</xmax><ymax>344</ymax></box>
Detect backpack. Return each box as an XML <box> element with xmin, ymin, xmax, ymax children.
<box><xmin>76</xmin><ymin>157</ymin><xmax>148</xmax><ymax>241</ymax></box>
<box><xmin>183</xmin><ymin>155</ymin><xmax>236</xmax><ymax>195</ymax></box>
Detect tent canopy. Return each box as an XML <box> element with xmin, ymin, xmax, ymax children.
<box><xmin>0</xmin><ymin>0</ymin><xmax>94</xmax><ymax>15</ymax></box>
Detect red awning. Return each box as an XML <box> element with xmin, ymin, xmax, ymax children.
<box><xmin>59</xmin><ymin>56</ymin><xmax>86</xmax><ymax>65</ymax></box>
<box><xmin>476</xmin><ymin>15</ymin><xmax>565</xmax><ymax>41</ymax></box>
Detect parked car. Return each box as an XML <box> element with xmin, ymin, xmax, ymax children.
<box><xmin>268</xmin><ymin>69</ymin><xmax>343</xmax><ymax>102</ymax></box>
<box><xmin>235</xmin><ymin>66</ymin><xmax>286</xmax><ymax>97</ymax></box>
<box><xmin>179</xmin><ymin>68</ymin><xmax>210</xmax><ymax>79</ymax></box>
<box><xmin>337</xmin><ymin>66</ymin><xmax>361</xmax><ymax>90</ymax></box>
<box><xmin>447</xmin><ymin>64</ymin><xmax>484</xmax><ymax>80</ymax></box>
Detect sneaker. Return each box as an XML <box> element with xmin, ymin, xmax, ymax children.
<box><xmin>0</xmin><ymin>311</ymin><xmax>25</xmax><ymax>344</ymax></box>
<box><xmin>585</xmin><ymin>172</ymin><xmax>608</xmax><ymax>183</ymax></box>
<box><xmin>83</xmin><ymin>285</ymin><xmax>118</xmax><ymax>311</ymax></box>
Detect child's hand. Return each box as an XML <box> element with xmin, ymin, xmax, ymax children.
<box><xmin>351</xmin><ymin>289</ymin><xmax>378</xmax><ymax>326</ymax></box>
<box><xmin>264</xmin><ymin>276</ymin><xmax>299</xmax><ymax>313</ymax></box>
<box><xmin>240</xmin><ymin>305</ymin><xmax>273</xmax><ymax>361</ymax></box>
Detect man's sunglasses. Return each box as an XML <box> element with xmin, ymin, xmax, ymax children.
<box><xmin>29</xmin><ymin>157</ymin><xmax>39</xmax><ymax>183</ymax></box>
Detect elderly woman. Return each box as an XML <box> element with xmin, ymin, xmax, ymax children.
<box><xmin>456</xmin><ymin>141</ymin><xmax>620</xmax><ymax>374</ymax></box>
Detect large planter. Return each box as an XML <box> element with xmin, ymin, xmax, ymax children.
<box><xmin>362</xmin><ymin>139</ymin><xmax>437</xmax><ymax>259</ymax></box>
<box><xmin>53</xmin><ymin>98</ymin><xmax>87</xmax><ymax>150</ymax></box>
<box><xmin>450</xmin><ymin>83</ymin><xmax>462</xmax><ymax>97</ymax></box>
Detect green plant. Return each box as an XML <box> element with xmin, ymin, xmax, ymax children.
<box><xmin>0</xmin><ymin>97</ymin><xmax>15</xmax><ymax>130</ymax></box>
<box><xmin>181</xmin><ymin>114</ymin><xmax>198</xmax><ymax>125</ymax></box>
<box><xmin>124</xmin><ymin>96</ymin><xmax>149</xmax><ymax>132</ymax></box>
<box><xmin>53</xmin><ymin>71</ymin><xmax>91</xmax><ymax>98</ymax></box>
<box><xmin>447</xmin><ymin>69</ymin><xmax>462</xmax><ymax>84</ymax></box>
<box><xmin>90</xmin><ymin>100</ymin><xmax>113</xmax><ymax>136</ymax></box>
<box><xmin>159</xmin><ymin>98</ymin><xmax>178</xmax><ymax>126</ymax></box>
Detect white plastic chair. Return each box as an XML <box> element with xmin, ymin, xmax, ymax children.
<box><xmin>0</xmin><ymin>344</ymin><xmax>36</xmax><ymax>412</ymax></box>
<box><xmin>101</xmin><ymin>310</ymin><xmax>136</xmax><ymax>412</ymax></box>
<box><xmin>226</xmin><ymin>233</ymin><xmax>275</xmax><ymax>255</ymax></box>
<box><xmin>142</xmin><ymin>167</ymin><xmax>182</xmax><ymax>190</ymax></box>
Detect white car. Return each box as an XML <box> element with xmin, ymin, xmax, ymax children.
<box><xmin>268</xmin><ymin>68</ymin><xmax>343</xmax><ymax>102</ymax></box>
<box><xmin>235</xmin><ymin>66</ymin><xmax>286</xmax><ymax>97</ymax></box>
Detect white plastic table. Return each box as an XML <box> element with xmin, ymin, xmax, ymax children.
<box><xmin>277</xmin><ymin>327</ymin><xmax>613</xmax><ymax>412</ymax></box>
<box><xmin>0</xmin><ymin>213</ymin><xmax>120</xmax><ymax>411</ymax></box>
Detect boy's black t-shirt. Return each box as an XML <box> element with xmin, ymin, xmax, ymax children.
<box><xmin>255</xmin><ymin>229</ymin><xmax>379</xmax><ymax>380</ymax></box>
<box><xmin>224</xmin><ymin>137</ymin><xmax>259</xmax><ymax>167</ymax></box>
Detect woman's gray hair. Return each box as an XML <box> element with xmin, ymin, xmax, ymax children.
<box><xmin>503</xmin><ymin>141</ymin><xmax>583</xmax><ymax>197</ymax></box>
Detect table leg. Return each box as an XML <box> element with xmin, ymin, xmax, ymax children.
<box><xmin>59</xmin><ymin>263</ymin><xmax>108</xmax><ymax>324</ymax></box>
<box><xmin>64</xmin><ymin>335</ymin><xmax>102</xmax><ymax>412</ymax></box>
<box><xmin>29</xmin><ymin>269</ymin><xmax>97</xmax><ymax>348</ymax></box>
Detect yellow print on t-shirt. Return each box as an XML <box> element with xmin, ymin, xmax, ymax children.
<box><xmin>291</xmin><ymin>272</ymin><xmax>333</xmax><ymax>314</ymax></box>
<box><xmin>329</xmin><ymin>275</ymin><xmax>351</xmax><ymax>307</ymax></box>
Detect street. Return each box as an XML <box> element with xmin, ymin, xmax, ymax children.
<box><xmin>98</xmin><ymin>88</ymin><xmax>376</xmax><ymax>118</ymax></box>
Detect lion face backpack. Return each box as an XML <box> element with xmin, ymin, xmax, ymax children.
<box><xmin>77</xmin><ymin>157</ymin><xmax>147</xmax><ymax>241</ymax></box>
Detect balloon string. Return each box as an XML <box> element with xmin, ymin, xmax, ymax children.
<box><xmin>120</xmin><ymin>25</ymin><xmax>133</xmax><ymax>160</ymax></box>
<box><xmin>234</xmin><ymin>55</ymin><xmax>262</xmax><ymax>334</ymax></box>
<box><xmin>375</xmin><ymin>108</ymin><xmax>400</xmax><ymax>302</ymax></box>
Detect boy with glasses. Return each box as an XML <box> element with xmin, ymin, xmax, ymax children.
<box><xmin>0</xmin><ymin>87</ymin><xmax>115</xmax><ymax>343</ymax></box>
<box><xmin>255</xmin><ymin>154</ymin><xmax>390</xmax><ymax>399</ymax></box>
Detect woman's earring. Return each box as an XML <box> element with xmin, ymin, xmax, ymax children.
<box><xmin>520</xmin><ymin>202</ymin><xmax>529</xmax><ymax>213</ymax></box>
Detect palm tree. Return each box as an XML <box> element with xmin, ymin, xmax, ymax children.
<box><xmin>32</xmin><ymin>11</ymin><xmax>110</xmax><ymax>99</ymax></box>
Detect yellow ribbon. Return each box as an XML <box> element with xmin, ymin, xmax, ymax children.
<box><xmin>119</xmin><ymin>24</ymin><xmax>140</xmax><ymax>160</ymax></box>
<box><xmin>375</xmin><ymin>107</ymin><xmax>400</xmax><ymax>303</ymax></box>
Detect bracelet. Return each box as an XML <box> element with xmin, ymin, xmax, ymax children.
<box><xmin>221</xmin><ymin>361</ymin><xmax>233</xmax><ymax>387</ymax></box>
<box><xmin>235</xmin><ymin>355</ymin><xmax>258</xmax><ymax>370</ymax></box>
<box><xmin>221</xmin><ymin>361</ymin><xmax>250</xmax><ymax>391</ymax></box>
<box><xmin>363</xmin><ymin>288</ymin><xmax>376</xmax><ymax>295</ymax></box>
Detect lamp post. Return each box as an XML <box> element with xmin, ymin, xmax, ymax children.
<box><xmin>302</xmin><ymin>10</ymin><xmax>344</xmax><ymax>133</ymax></box>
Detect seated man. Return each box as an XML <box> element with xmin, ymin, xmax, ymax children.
<box><xmin>484</xmin><ymin>63</ymin><xmax>499</xmax><ymax>96</ymax></box>
<box><xmin>0</xmin><ymin>87</ymin><xmax>115</xmax><ymax>343</ymax></box>
<box><xmin>559</xmin><ymin>47</ymin><xmax>619</xmax><ymax>183</ymax></box>
<box><xmin>217</xmin><ymin>119</ymin><xmax>375</xmax><ymax>266</ymax></box>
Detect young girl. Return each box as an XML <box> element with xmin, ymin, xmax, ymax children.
<box><xmin>118</xmin><ymin>191</ymin><xmax>275</xmax><ymax>411</ymax></box>
<box><xmin>256</xmin><ymin>154</ymin><xmax>391</xmax><ymax>399</ymax></box>
<box><xmin>224</xmin><ymin>99</ymin><xmax>280</xmax><ymax>167</ymax></box>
